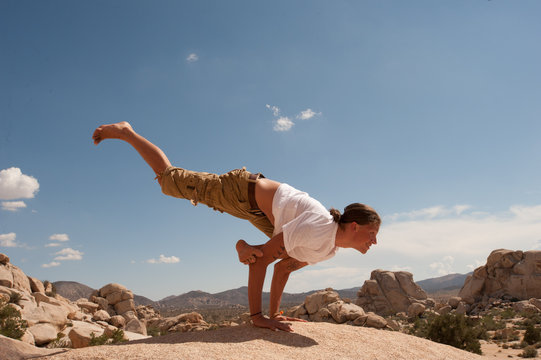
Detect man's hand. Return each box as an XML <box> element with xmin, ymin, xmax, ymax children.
<box><xmin>236</xmin><ymin>239</ymin><xmax>263</xmax><ymax>264</ymax></box>
<box><xmin>251</xmin><ymin>314</ymin><xmax>294</xmax><ymax>332</ymax></box>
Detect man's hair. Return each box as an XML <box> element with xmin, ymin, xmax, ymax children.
<box><xmin>329</xmin><ymin>203</ymin><xmax>381</xmax><ymax>226</ymax></box>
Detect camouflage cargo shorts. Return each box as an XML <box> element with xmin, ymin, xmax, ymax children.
<box><xmin>160</xmin><ymin>165</ymin><xmax>274</xmax><ymax>238</ymax></box>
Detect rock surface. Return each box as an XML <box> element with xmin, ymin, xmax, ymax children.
<box><xmin>38</xmin><ymin>322</ymin><xmax>483</xmax><ymax>360</ymax></box>
<box><xmin>285</xmin><ymin>288</ymin><xmax>388</xmax><ymax>329</ymax></box>
<box><xmin>459</xmin><ymin>249</ymin><xmax>541</xmax><ymax>302</ymax></box>
<box><xmin>356</xmin><ymin>270</ymin><xmax>430</xmax><ymax>316</ymax></box>
<box><xmin>0</xmin><ymin>335</ymin><xmax>66</xmax><ymax>360</ymax></box>
<box><xmin>0</xmin><ymin>252</ymin><xmax>158</xmax><ymax>351</ymax></box>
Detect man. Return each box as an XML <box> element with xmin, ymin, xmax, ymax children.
<box><xmin>93</xmin><ymin>121</ymin><xmax>380</xmax><ymax>332</ymax></box>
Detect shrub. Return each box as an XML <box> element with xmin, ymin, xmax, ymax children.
<box><xmin>425</xmin><ymin>314</ymin><xmax>482</xmax><ymax>355</ymax></box>
<box><xmin>493</xmin><ymin>328</ymin><xmax>520</xmax><ymax>342</ymax></box>
<box><xmin>89</xmin><ymin>329</ymin><xmax>126</xmax><ymax>346</ymax></box>
<box><xmin>8</xmin><ymin>292</ymin><xmax>22</xmax><ymax>305</ymax></box>
<box><xmin>0</xmin><ymin>300</ymin><xmax>28</xmax><ymax>339</ymax></box>
<box><xmin>43</xmin><ymin>280</ymin><xmax>57</xmax><ymax>297</ymax></box>
<box><xmin>520</xmin><ymin>346</ymin><xmax>538</xmax><ymax>358</ymax></box>
<box><xmin>481</xmin><ymin>314</ymin><xmax>506</xmax><ymax>331</ymax></box>
<box><xmin>46</xmin><ymin>333</ymin><xmax>71</xmax><ymax>349</ymax></box>
<box><xmin>147</xmin><ymin>326</ymin><xmax>166</xmax><ymax>337</ymax></box>
<box><xmin>499</xmin><ymin>308</ymin><xmax>516</xmax><ymax>320</ymax></box>
<box><xmin>523</xmin><ymin>324</ymin><xmax>541</xmax><ymax>345</ymax></box>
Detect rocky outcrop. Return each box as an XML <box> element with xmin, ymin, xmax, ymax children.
<box><xmin>146</xmin><ymin>311</ymin><xmax>212</xmax><ymax>334</ymax></box>
<box><xmin>284</xmin><ymin>288</ymin><xmax>391</xmax><ymax>329</ymax></box>
<box><xmin>356</xmin><ymin>270</ymin><xmax>432</xmax><ymax>316</ymax></box>
<box><xmin>459</xmin><ymin>249</ymin><xmax>541</xmax><ymax>303</ymax></box>
<box><xmin>0</xmin><ymin>335</ymin><xmax>66</xmax><ymax>360</ymax></box>
<box><xmin>0</xmin><ymin>253</ymin><xmax>156</xmax><ymax>351</ymax></box>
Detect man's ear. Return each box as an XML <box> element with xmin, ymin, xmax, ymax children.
<box><xmin>350</xmin><ymin>222</ymin><xmax>358</xmax><ymax>232</ymax></box>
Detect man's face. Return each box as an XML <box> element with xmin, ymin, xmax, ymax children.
<box><xmin>354</xmin><ymin>223</ymin><xmax>379</xmax><ymax>254</ymax></box>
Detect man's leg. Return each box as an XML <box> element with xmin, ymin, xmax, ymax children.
<box><xmin>92</xmin><ymin>122</ymin><xmax>171</xmax><ymax>185</ymax></box>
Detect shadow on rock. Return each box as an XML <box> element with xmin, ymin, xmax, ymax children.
<box><xmin>124</xmin><ymin>324</ymin><xmax>318</xmax><ymax>348</ymax></box>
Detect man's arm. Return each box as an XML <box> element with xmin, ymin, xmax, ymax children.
<box><xmin>269</xmin><ymin>257</ymin><xmax>308</xmax><ymax>318</ymax></box>
<box><xmin>247</xmin><ymin>232</ymin><xmax>293</xmax><ymax>332</ymax></box>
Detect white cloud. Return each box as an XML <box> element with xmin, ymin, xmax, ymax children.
<box><xmin>379</xmin><ymin>204</ymin><xmax>541</xmax><ymax>259</ymax></box>
<box><xmin>49</xmin><ymin>234</ymin><xmax>69</xmax><ymax>242</ymax></box>
<box><xmin>389</xmin><ymin>265</ymin><xmax>413</xmax><ymax>272</ymax></box>
<box><xmin>265</xmin><ymin>104</ymin><xmax>281</xmax><ymax>117</ymax></box>
<box><xmin>286</xmin><ymin>265</ymin><xmax>370</xmax><ymax>292</ymax></box>
<box><xmin>0</xmin><ymin>233</ymin><xmax>18</xmax><ymax>247</ymax></box>
<box><xmin>2</xmin><ymin>201</ymin><xmax>26</xmax><ymax>212</ymax></box>
<box><xmin>466</xmin><ymin>259</ymin><xmax>485</xmax><ymax>271</ymax></box>
<box><xmin>42</xmin><ymin>261</ymin><xmax>61</xmax><ymax>268</ymax></box>
<box><xmin>429</xmin><ymin>256</ymin><xmax>455</xmax><ymax>276</ymax></box>
<box><xmin>296</xmin><ymin>108</ymin><xmax>321</xmax><ymax>120</ymax></box>
<box><xmin>273</xmin><ymin>117</ymin><xmax>294</xmax><ymax>132</ymax></box>
<box><xmin>146</xmin><ymin>254</ymin><xmax>180</xmax><ymax>264</ymax></box>
<box><xmin>54</xmin><ymin>248</ymin><xmax>83</xmax><ymax>261</ymax></box>
<box><xmin>0</xmin><ymin>168</ymin><xmax>40</xmax><ymax>200</ymax></box>
<box><xmin>385</xmin><ymin>204</ymin><xmax>471</xmax><ymax>221</ymax></box>
<box><xmin>45</xmin><ymin>243</ymin><xmax>62</xmax><ymax>247</ymax></box>
<box><xmin>266</xmin><ymin>105</ymin><xmax>322</xmax><ymax>132</ymax></box>
<box><xmin>186</xmin><ymin>53</ymin><xmax>199</xmax><ymax>62</ymax></box>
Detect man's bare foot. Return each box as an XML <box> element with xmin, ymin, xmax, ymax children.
<box><xmin>236</xmin><ymin>240</ymin><xmax>263</xmax><ymax>265</ymax></box>
<box><xmin>92</xmin><ymin>121</ymin><xmax>134</xmax><ymax>145</ymax></box>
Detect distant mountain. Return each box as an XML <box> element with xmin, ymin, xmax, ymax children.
<box><xmin>134</xmin><ymin>294</ymin><xmax>157</xmax><ymax>306</ymax></box>
<box><xmin>157</xmin><ymin>286</ymin><xmax>361</xmax><ymax>309</ymax></box>
<box><xmin>53</xmin><ymin>281</ymin><xmax>94</xmax><ymax>301</ymax></box>
<box><xmin>55</xmin><ymin>272</ymin><xmax>470</xmax><ymax>311</ymax></box>
<box><xmin>54</xmin><ymin>279</ymin><xmax>360</xmax><ymax>311</ymax></box>
<box><xmin>416</xmin><ymin>273</ymin><xmax>471</xmax><ymax>293</ymax></box>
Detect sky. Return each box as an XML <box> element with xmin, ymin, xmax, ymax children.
<box><xmin>2</xmin><ymin>0</ymin><xmax>541</xmax><ymax>302</ymax></box>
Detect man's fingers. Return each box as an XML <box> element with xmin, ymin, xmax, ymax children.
<box><xmin>278</xmin><ymin>324</ymin><xmax>293</xmax><ymax>332</ymax></box>
<box><xmin>254</xmin><ymin>249</ymin><xmax>264</xmax><ymax>258</ymax></box>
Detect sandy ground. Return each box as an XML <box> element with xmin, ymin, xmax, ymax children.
<box><xmin>481</xmin><ymin>342</ymin><xmax>524</xmax><ymax>359</ymax></box>
<box><xmin>31</xmin><ymin>322</ymin><xmax>487</xmax><ymax>360</ymax></box>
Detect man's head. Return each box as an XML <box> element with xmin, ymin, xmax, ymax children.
<box><xmin>331</xmin><ymin>203</ymin><xmax>381</xmax><ymax>254</ymax></box>
<box><xmin>330</xmin><ymin>203</ymin><xmax>381</xmax><ymax>226</ymax></box>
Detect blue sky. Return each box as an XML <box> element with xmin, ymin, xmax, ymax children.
<box><xmin>2</xmin><ymin>0</ymin><xmax>541</xmax><ymax>301</ymax></box>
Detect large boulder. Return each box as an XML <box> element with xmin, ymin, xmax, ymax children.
<box><xmin>0</xmin><ymin>334</ymin><xmax>64</xmax><ymax>360</ymax></box>
<box><xmin>327</xmin><ymin>301</ymin><xmax>365</xmax><ymax>324</ymax></box>
<box><xmin>68</xmin><ymin>321</ymin><xmax>106</xmax><ymax>349</ymax></box>
<box><xmin>0</xmin><ymin>253</ymin><xmax>9</xmax><ymax>265</ymax></box>
<box><xmin>28</xmin><ymin>277</ymin><xmax>45</xmax><ymax>294</ymax></box>
<box><xmin>125</xmin><ymin>318</ymin><xmax>147</xmax><ymax>336</ymax></box>
<box><xmin>10</xmin><ymin>265</ymin><xmax>32</xmax><ymax>293</ymax></box>
<box><xmin>20</xmin><ymin>301</ymin><xmax>70</xmax><ymax>330</ymax></box>
<box><xmin>356</xmin><ymin>270</ymin><xmax>428</xmax><ymax>316</ymax></box>
<box><xmin>304</xmin><ymin>289</ymin><xmax>340</xmax><ymax>314</ymax></box>
<box><xmin>0</xmin><ymin>264</ymin><xmax>14</xmax><ymax>287</ymax></box>
<box><xmin>114</xmin><ymin>299</ymin><xmax>135</xmax><ymax>315</ymax></box>
<box><xmin>28</xmin><ymin>323</ymin><xmax>58</xmax><ymax>346</ymax></box>
<box><xmin>458</xmin><ymin>249</ymin><xmax>541</xmax><ymax>302</ymax></box>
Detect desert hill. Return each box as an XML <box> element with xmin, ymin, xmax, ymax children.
<box><xmin>416</xmin><ymin>272</ymin><xmax>470</xmax><ymax>293</ymax></box>
<box><xmin>31</xmin><ymin>322</ymin><xmax>483</xmax><ymax>360</ymax></box>
<box><xmin>53</xmin><ymin>272</ymin><xmax>461</xmax><ymax>311</ymax></box>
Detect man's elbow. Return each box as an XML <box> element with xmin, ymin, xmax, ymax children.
<box><xmin>273</xmin><ymin>262</ymin><xmax>291</xmax><ymax>276</ymax></box>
